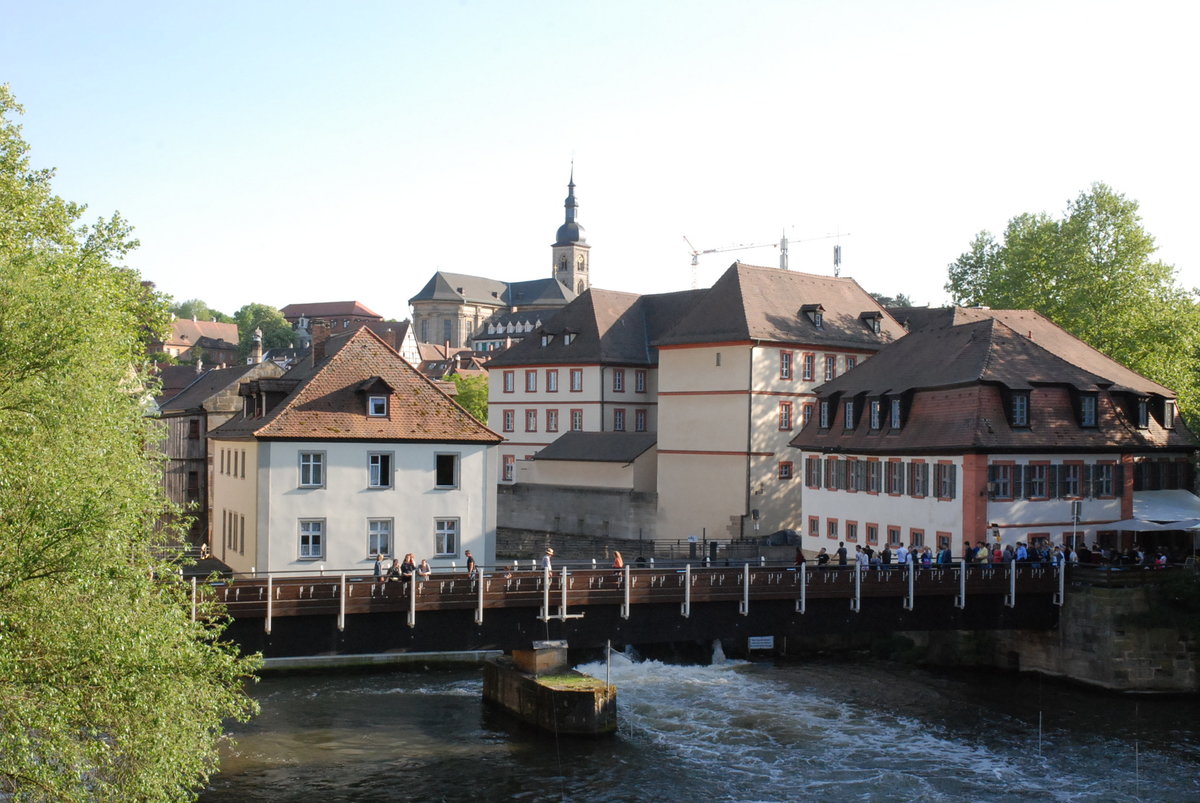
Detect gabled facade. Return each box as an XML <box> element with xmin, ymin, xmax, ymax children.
<box><xmin>652</xmin><ymin>263</ymin><xmax>905</xmax><ymax>541</ymax></box>
<box><xmin>149</xmin><ymin>317</ymin><xmax>240</xmax><ymax>365</ymax></box>
<box><xmin>209</xmin><ymin>328</ymin><xmax>502</xmax><ymax>574</ymax></box>
<box><xmin>790</xmin><ymin>313</ymin><xmax>1197</xmax><ymax>556</ymax></box>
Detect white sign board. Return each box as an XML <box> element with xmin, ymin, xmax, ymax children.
<box><xmin>747</xmin><ymin>636</ymin><xmax>775</xmax><ymax>650</ymax></box>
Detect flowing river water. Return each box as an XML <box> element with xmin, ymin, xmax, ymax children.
<box><xmin>201</xmin><ymin>648</ymin><xmax>1200</xmax><ymax>802</ymax></box>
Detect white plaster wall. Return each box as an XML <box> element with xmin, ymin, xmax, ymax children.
<box><xmin>657</xmin><ymin>452</ymin><xmax>746</xmax><ymax>541</ymax></box>
<box><xmin>261</xmin><ymin>440</ymin><xmax>496</xmax><ymax>575</ymax></box>
<box><xmin>985</xmin><ymin>453</ymin><xmax>1125</xmax><ymax>545</ymax></box>
<box><xmin>527</xmin><ymin>460</ymin><xmax>635</xmax><ymax>490</ymax></box>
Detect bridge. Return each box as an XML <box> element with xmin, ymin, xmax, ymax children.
<box><xmin>209</xmin><ymin>561</ymin><xmax>1065</xmax><ymax>658</ymax></box>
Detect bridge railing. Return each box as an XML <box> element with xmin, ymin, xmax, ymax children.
<box><xmin>193</xmin><ymin>560</ymin><xmax>1064</xmax><ymax>631</ymax></box>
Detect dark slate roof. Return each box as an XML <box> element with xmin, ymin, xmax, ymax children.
<box><xmin>532</xmin><ymin>432</ymin><xmax>657</xmax><ymax>463</ymax></box>
<box><xmin>471</xmin><ymin>310</ymin><xmax>548</xmax><ymax>339</ymax></box>
<box><xmin>193</xmin><ymin>335</ymin><xmax>239</xmax><ymax>351</ymax></box>
<box><xmin>154</xmin><ymin>364</ymin><xmax>209</xmax><ymax>407</ymax></box>
<box><xmin>891</xmin><ymin>307</ymin><xmax>1171</xmax><ymax>397</ymax></box>
<box><xmin>655</xmin><ymin>263</ymin><xmax>907</xmax><ymax>348</ymax></box>
<box><xmin>210</xmin><ymin>328</ymin><xmax>501</xmax><ymax>443</ymax></box>
<box><xmin>279</xmin><ymin>301</ymin><xmax>382</xmax><ymax>320</ymax></box>
<box><xmin>408</xmin><ymin>272</ymin><xmax>575</xmax><ymax>308</ymax></box>
<box><xmin>484</xmin><ymin>287</ymin><xmax>706</xmax><ymax>368</ymax></box>
<box><xmin>160</xmin><ymin>363</ymin><xmax>281</xmax><ymax>413</ymax></box>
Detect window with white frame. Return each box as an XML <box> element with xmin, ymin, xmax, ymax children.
<box><xmin>779</xmin><ymin>402</ymin><xmax>793</xmax><ymax>430</ymax></box>
<box><xmin>634</xmin><ymin>409</ymin><xmax>647</xmax><ymax>432</ymax></box>
<box><xmin>525</xmin><ymin>370</ymin><xmax>537</xmax><ymax>392</ymax></box>
<box><xmin>299</xmin><ymin>452</ymin><xmax>324</xmax><ymax>488</ymax></box>
<box><xmin>870</xmin><ymin>400</ymin><xmax>881</xmax><ymax>430</ymax></box>
<box><xmin>547</xmin><ymin>369</ymin><xmax>558</xmax><ymax>392</ymax></box>
<box><xmin>435</xmin><ymin>518</ymin><xmax>459</xmax><ymax>557</ymax></box>
<box><xmin>299</xmin><ymin>519</ymin><xmax>324</xmax><ymax>559</ymax></box>
<box><xmin>613</xmin><ymin>408</ymin><xmax>626</xmax><ymax>431</ymax></box>
<box><xmin>935</xmin><ymin>463</ymin><xmax>957</xmax><ymax>498</ymax></box>
<box><xmin>1094</xmin><ymin>463</ymin><xmax>1115</xmax><ymax>496</ymax></box>
<box><xmin>570</xmin><ymin>369</ymin><xmax>583</xmax><ymax>392</ymax></box>
<box><xmin>1011</xmin><ymin>392</ymin><xmax>1030</xmax><ymax>427</ymax></box>
<box><xmin>889</xmin><ymin>398</ymin><xmax>902</xmax><ymax>429</ymax></box>
<box><xmin>1080</xmin><ymin>394</ymin><xmax>1098</xmax><ymax>427</ymax></box>
<box><xmin>502</xmin><ymin>410</ymin><xmax>514</xmax><ymax>432</ymax></box>
<box><xmin>908</xmin><ymin>462</ymin><xmax>929</xmax><ymax>497</ymax></box>
<box><xmin>1026</xmin><ymin>463</ymin><xmax>1048</xmax><ymax>498</ymax></box>
<box><xmin>369</xmin><ymin>519</ymin><xmax>392</xmax><ymax>556</ymax></box>
<box><xmin>1165</xmin><ymin>400</ymin><xmax>1176</xmax><ymax>429</ymax></box>
<box><xmin>1137</xmin><ymin>398</ymin><xmax>1149</xmax><ymax>428</ymax></box>
<box><xmin>819</xmin><ymin>401</ymin><xmax>830</xmax><ymax>428</ymax></box>
<box><xmin>780</xmin><ymin>351</ymin><xmax>793</xmax><ymax>380</ymax></box>
<box><xmin>802</xmin><ymin>403</ymin><xmax>813</xmax><ymax>426</ymax></box>
<box><xmin>502</xmin><ymin>455</ymin><xmax>515</xmax><ymax>482</ymax></box>
<box><xmin>779</xmin><ymin>461</ymin><xmax>794</xmax><ymax>479</ymax></box>
<box><xmin>368</xmin><ymin>452</ymin><xmax>393</xmax><ymax>488</ymax></box>
<box><xmin>613</xmin><ymin>369</ymin><xmax>625</xmax><ymax>392</ymax></box>
<box><xmin>368</xmin><ymin>395</ymin><xmax>388</xmax><ymax>417</ymax></box>
<box><xmin>525</xmin><ymin>410</ymin><xmax>538</xmax><ymax>431</ymax></box>
<box><xmin>1062</xmin><ymin>463</ymin><xmax>1082</xmax><ymax>497</ymax></box>
<box><xmin>846</xmin><ymin>356</ymin><xmax>857</xmax><ymax>371</ymax></box>
<box><xmin>824</xmin><ymin>355</ymin><xmax>836</xmax><ymax>381</ymax></box>
<box><xmin>503</xmin><ymin>371</ymin><xmax>514</xmax><ymax>393</ymax></box>
<box><xmin>546</xmin><ymin>409</ymin><xmax>559</xmax><ymax>432</ymax></box>
<box><xmin>802</xmin><ymin>354</ymin><xmax>814</xmax><ymax>381</ymax></box>
<box><xmin>570</xmin><ymin>409</ymin><xmax>583</xmax><ymax>431</ymax></box>
<box><xmin>435</xmin><ymin>453</ymin><xmax>459</xmax><ymax>489</ymax></box>
<box><xmin>843</xmin><ymin>400</ymin><xmax>855</xmax><ymax>430</ymax></box>
<box><xmin>635</xmin><ymin>370</ymin><xmax>647</xmax><ymax>393</ymax></box>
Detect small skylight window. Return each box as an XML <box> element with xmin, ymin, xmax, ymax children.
<box><xmin>368</xmin><ymin>395</ymin><xmax>388</xmax><ymax>417</ymax></box>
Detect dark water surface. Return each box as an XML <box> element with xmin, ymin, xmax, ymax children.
<box><xmin>201</xmin><ymin>651</ymin><xmax>1200</xmax><ymax>802</ymax></box>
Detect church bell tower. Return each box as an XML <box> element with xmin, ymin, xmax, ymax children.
<box><xmin>551</xmin><ymin>168</ymin><xmax>590</xmax><ymax>294</ymax></box>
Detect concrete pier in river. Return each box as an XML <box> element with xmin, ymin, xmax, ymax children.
<box><xmin>483</xmin><ymin>641</ymin><xmax>617</xmax><ymax>735</ymax></box>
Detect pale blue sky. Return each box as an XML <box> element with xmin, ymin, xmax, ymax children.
<box><xmin>3</xmin><ymin>0</ymin><xmax>1197</xmax><ymax>320</ymax></box>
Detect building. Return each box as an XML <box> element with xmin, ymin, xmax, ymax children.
<box><xmin>149</xmin><ymin>317</ymin><xmax>240</xmax><ymax>365</ymax></box>
<box><xmin>208</xmin><ymin>327</ymin><xmax>502</xmax><ymax>574</ymax></box>
<box><xmin>408</xmin><ymin>172</ymin><xmax>587</xmax><ymax>350</ymax></box>
<box><xmin>483</xmin><ymin>286</ymin><xmax>704</xmax><ymax>483</ymax></box>
<box><xmin>652</xmin><ymin>263</ymin><xmax>905</xmax><ymax>541</ymax></box>
<box><xmin>790</xmin><ymin>311</ymin><xmax>1197</xmax><ymax>557</ymax></box>
<box><xmin>157</xmin><ymin>361</ymin><xmax>284</xmax><ymax>545</ymax></box>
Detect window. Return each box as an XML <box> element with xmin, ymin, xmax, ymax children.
<box><xmin>1080</xmin><ymin>394</ymin><xmax>1098</xmax><ymax>427</ymax></box>
<box><xmin>886</xmin><ymin>461</ymin><xmax>904</xmax><ymax>495</ymax></box>
<box><xmin>889</xmin><ymin>398</ymin><xmax>902</xmax><ymax>429</ymax></box>
<box><xmin>780</xmin><ymin>351</ymin><xmax>793</xmax><ymax>380</ymax></box>
<box><xmin>1061</xmin><ymin>463</ymin><xmax>1082</xmax><ymax>498</ymax></box>
<box><xmin>299</xmin><ymin>452</ymin><xmax>324</xmax><ymax>488</ymax></box>
<box><xmin>540</xmin><ymin>334</ymin><xmax>552</xmax><ymax>347</ymax></box>
<box><xmin>802</xmin><ymin>404</ymin><xmax>813</xmax><ymax>427</ymax></box>
<box><xmin>187</xmin><ymin>419</ymin><xmax>200</xmax><ymax>440</ymax></box>
<box><xmin>813</xmin><ymin>310</ymin><xmax>824</xmax><ymax>328</ymax></box>
<box><xmin>1011</xmin><ymin>392</ymin><xmax>1030</xmax><ymax>427</ymax></box>
<box><xmin>866</xmin><ymin>524</ymin><xmax>879</xmax><ymax>544</ymax></box>
<box><xmin>186</xmin><ymin>471</ymin><xmax>199</xmax><ymax>498</ymax></box>
<box><xmin>824</xmin><ymin>356</ymin><xmax>837</xmax><ymax>381</ymax></box>
<box><xmin>369</xmin><ymin>519</ymin><xmax>392</xmax><ymax>556</ymax></box>
<box><xmin>442</xmin><ymin>319</ymin><xmax>451</xmax><ymax>344</ymax></box>
<box><xmin>819</xmin><ymin>401</ymin><xmax>830</xmax><ymax>428</ymax></box>
<box><xmin>802</xmin><ymin>354</ymin><xmax>814</xmax><ymax>381</ymax></box>
<box><xmin>989</xmin><ymin>463</ymin><xmax>1014</xmax><ymax>499</ymax></box>
<box><xmin>909</xmin><ymin>529</ymin><xmax>925</xmax><ymax>548</ymax></box>
<box><xmin>502</xmin><ymin>410</ymin><xmax>515</xmax><ymax>432</ymax></box>
<box><xmin>779</xmin><ymin>461</ymin><xmax>794</xmax><ymax>480</ymax></box>
<box><xmin>935</xmin><ymin>463</ymin><xmax>957</xmax><ymax>499</ymax></box>
<box><xmin>525</xmin><ymin>370</ymin><xmax>537</xmax><ymax>392</ymax></box>
<box><xmin>299</xmin><ymin>520</ymin><xmax>324</xmax><ymax>559</ymax></box>
<box><xmin>888</xmin><ymin>526</ymin><xmax>901</xmax><ymax>546</ymax></box>
<box><xmin>502</xmin><ymin>455</ymin><xmax>515</xmax><ymax>482</ymax></box>
<box><xmin>635</xmin><ymin>370</ymin><xmax>647</xmax><ymax>393</ymax></box>
<box><xmin>435</xmin><ymin>453</ymin><xmax>458</xmax><ymax>488</ymax></box>
<box><xmin>613</xmin><ymin>408</ymin><xmax>626</xmax><ymax>431</ymax></box>
<box><xmin>805</xmin><ymin>456</ymin><xmax>821</xmax><ymax>488</ymax></box>
<box><xmin>846</xmin><ymin>522</ymin><xmax>858</xmax><ymax>542</ymax></box>
<box><xmin>570</xmin><ymin>409</ymin><xmax>584</xmax><ymax>431</ymax></box>
<box><xmin>908</xmin><ymin>462</ymin><xmax>928</xmax><ymax>497</ymax></box>
<box><xmin>867</xmin><ymin>460</ymin><xmax>881</xmax><ymax>493</ymax></box>
<box><xmin>1026</xmin><ymin>463</ymin><xmax>1048</xmax><ymax>498</ymax></box>
<box><xmin>547</xmin><ymin>370</ymin><xmax>559</xmax><ymax>392</ymax></box>
<box><xmin>368</xmin><ymin>395</ymin><xmax>388</xmax><ymax>417</ymax></box>
<box><xmin>613</xmin><ymin>369</ymin><xmax>625</xmax><ymax>392</ymax></box>
<box><xmin>850</xmin><ymin>460</ymin><xmax>866</xmax><ymax>492</ymax></box>
<box><xmin>635</xmin><ymin>409</ymin><xmax>647</xmax><ymax>432</ymax></box>
<box><xmin>546</xmin><ymin>409</ymin><xmax>559</xmax><ymax>432</ymax></box>
<box><xmin>845</xmin><ymin>356</ymin><xmax>857</xmax><ymax>371</ymax></box>
<box><xmin>570</xmin><ymin>369</ymin><xmax>583</xmax><ymax>392</ymax></box>
<box><xmin>827</xmin><ymin>519</ymin><xmax>838</xmax><ymax>540</ymax></box>
<box><xmin>809</xmin><ymin>516</ymin><xmax>819</xmax><ymax>537</ymax></box>
<box><xmin>563</xmin><ymin>333</ymin><xmax>576</xmax><ymax>345</ymax></box>
<box><xmin>503</xmin><ymin>371</ymin><xmax>515</xmax><ymax>393</ymax></box>
<box><xmin>525</xmin><ymin>410</ymin><xmax>538</xmax><ymax>432</ymax></box>
<box><xmin>1094</xmin><ymin>463</ymin><xmax>1115</xmax><ymax>497</ymax></box>
<box><xmin>1137</xmin><ymin>398</ymin><xmax>1149</xmax><ymax>428</ymax></box>
<box><xmin>824</xmin><ymin>457</ymin><xmax>838</xmax><ymax>490</ymax></box>
<box><xmin>869</xmin><ymin>400</ymin><xmax>881</xmax><ymax>430</ymax></box>
<box><xmin>779</xmin><ymin>402</ymin><xmax>793</xmax><ymax>430</ymax></box>
<box><xmin>1165</xmin><ymin>400</ymin><xmax>1176</xmax><ymax>429</ymax></box>
<box><xmin>843</xmin><ymin>400</ymin><xmax>855</xmax><ymax>430</ymax></box>
<box><xmin>368</xmin><ymin>452</ymin><xmax>393</xmax><ymax>488</ymax></box>
<box><xmin>240</xmin><ymin>450</ymin><xmax>245</xmax><ymax>479</ymax></box>
<box><xmin>435</xmin><ymin>518</ymin><xmax>459</xmax><ymax>557</ymax></box>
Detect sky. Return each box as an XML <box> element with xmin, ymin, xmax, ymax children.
<box><xmin>3</xmin><ymin>0</ymin><xmax>1198</xmax><ymax>321</ymax></box>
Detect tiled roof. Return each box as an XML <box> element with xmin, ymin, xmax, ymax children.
<box><xmin>484</xmin><ymin>287</ymin><xmax>706</xmax><ymax>368</ymax></box>
<box><xmin>408</xmin><ymin>272</ymin><xmax>576</xmax><ymax>308</ymax></box>
<box><xmin>279</xmin><ymin>301</ymin><xmax>383</xmax><ymax>320</ymax></box>
<box><xmin>891</xmin><ymin>307</ymin><xmax>1171</xmax><ymax>396</ymax></box>
<box><xmin>532</xmin><ymin>432</ymin><xmax>657</xmax><ymax>463</ymax></box>
<box><xmin>159</xmin><ymin>363</ymin><xmax>281</xmax><ymax>413</ymax></box>
<box><xmin>164</xmin><ymin>318</ymin><xmax>240</xmax><ymax>347</ymax></box>
<box><xmin>654</xmin><ymin>263</ymin><xmax>907</xmax><ymax>348</ymax></box>
<box><xmin>211</xmin><ymin>328</ymin><xmax>500</xmax><ymax>443</ymax></box>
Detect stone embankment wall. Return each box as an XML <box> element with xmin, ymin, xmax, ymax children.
<box><xmin>498</xmin><ymin>483</ymin><xmax>657</xmax><ymax>541</ymax></box>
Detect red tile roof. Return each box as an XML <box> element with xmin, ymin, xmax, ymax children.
<box><xmin>279</xmin><ymin>301</ymin><xmax>383</xmax><ymax>320</ymax></box>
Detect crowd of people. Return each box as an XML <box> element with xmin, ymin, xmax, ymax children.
<box><xmin>794</xmin><ymin>539</ymin><xmax>1185</xmax><ymax>570</ymax></box>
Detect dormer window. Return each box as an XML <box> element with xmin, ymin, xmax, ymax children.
<box><xmin>819</xmin><ymin>400</ymin><xmax>831</xmax><ymax>429</ymax></box>
<box><xmin>870</xmin><ymin>400</ymin><xmax>881</xmax><ymax>430</ymax></box>
<box><xmin>800</xmin><ymin>303</ymin><xmax>825</xmax><ymax>328</ymax></box>
<box><xmin>541</xmin><ymin>334</ymin><xmax>553</xmax><ymax>347</ymax></box>
<box><xmin>1164</xmin><ymin>400</ymin><xmax>1176</xmax><ymax>430</ymax></box>
<box><xmin>889</xmin><ymin>398</ymin><xmax>902</xmax><ymax>429</ymax></box>
<box><xmin>860</xmin><ymin>311</ymin><xmax>883</xmax><ymax>334</ymax></box>
<box><xmin>843</xmin><ymin>400</ymin><xmax>855</xmax><ymax>430</ymax></box>
<box><xmin>1136</xmin><ymin>398</ymin><xmax>1149</xmax><ymax>428</ymax></box>
<box><xmin>1011</xmin><ymin>391</ymin><xmax>1030</xmax><ymax>428</ymax></box>
<box><xmin>368</xmin><ymin>395</ymin><xmax>388</xmax><ymax>417</ymax></box>
<box><xmin>357</xmin><ymin>376</ymin><xmax>394</xmax><ymax>417</ymax></box>
<box><xmin>813</xmin><ymin>310</ymin><xmax>823</xmax><ymax>328</ymax></box>
<box><xmin>1080</xmin><ymin>394</ymin><xmax>1098</xmax><ymax>428</ymax></box>
<box><xmin>563</xmin><ymin>333</ymin><xmax>576</xmax><ymax>345</ymax></box>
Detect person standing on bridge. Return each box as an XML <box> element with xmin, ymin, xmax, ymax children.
<box><xmin>465</xmin><ymin>550</ymin><xmax>477</xmax><ymax>577</ymax></box>
<box><xmin>542</xmin><ymin>548</ymin><xmax>554</xmax><ymax>571</ymax></box>
<box><xmin>895</xmin><ymin>542</ymin><xmax>909</xmax><ymax>566</ymax></box>
<box><xmin>374</xmin><ymin>554</ymin><xmax>384</xmax><ymax>583</ymax></box>
<box><xmin>836</xmin><ymin>542</ymin><xmax>848</xmax><ymax>567</ymax></box>
<box><xmin>612</xmin><ymin>551</ymin><xmax>625</xmax><ymax>569</ymax></box>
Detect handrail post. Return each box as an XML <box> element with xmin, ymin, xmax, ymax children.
<box><xmin>955</xmin><ymin>560</ymin><xmax>966</xmax><ymax>609</ymax></box>
<box><xmin>540</xmin><ymin>565</ymin><xmax>551</xmax><ymax>622</ymax></box>
<box><xmin>681</xmin><ymin>564</ymin><xmax>691</xmax><ymax>618</ymax></box>
<box><xmin>1005</xmin><ymin>559</ymin><xmax>1017</xmax><ymax>608</ymax></box>
<box><xmin>621</xmin><ymin>564</ymin><xmax>631</xmax><ymax>620</ymax></box>
<box><xmin>796</xmin><ymin>561</ymin><xmax>806</xmax><ymax>614</ymax></box>
<box><xmin>903</xmin><ymin>555</ymin><xmax>914</xmax><ymax>611</ymax></box>
<box><xmin>1053</xmin><ymin>558</ymin><xmax>1065</xmax><ymax>606</ymax></box>
<box><xmin>559</xmin><ymin>565</ymin><xmax>568</xmax><ymax>618</ymax></box>
<box><xmin>338</xmin><ymin>572</ymin><xmax>346</xmax><ymax>632</ymax></box>
<box><xmin>265</xmin><ymin>574</ymin><xmax>273</xmax><ymax>635</ymax></box>
<box><xmin>739</xmin><ymin>563</ymin><xmax>750</xmax><ymax>615</ymax></box>
<box><xmin>851</xmin><ymin>561</ymin><xmax>861</xmax><ymax>612</ymax></box>
<box><xmin>191</xmin><ymin>576</ymin><xmax>197</xmax><ymax>622</ymax></box>
<box><xmin>408</xmin><ymin>573</ymin><xmax>417</xmax><ymax>627</ymax></box>
<box><xmin>476</xmin><ymin>566</ymin><xmax>485</xmax><ymax>624</ymax></box>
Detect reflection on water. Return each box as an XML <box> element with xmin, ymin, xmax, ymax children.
<box><xmin>202</xmin><ymin>652</ymin><xmax>1200</xmax><ymax>802</ymax></box>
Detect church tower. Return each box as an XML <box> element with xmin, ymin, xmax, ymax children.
<box><xmin>551</xmin><ymin>168</ymin><xmax>591</xmax><ymax>294</ymax></box>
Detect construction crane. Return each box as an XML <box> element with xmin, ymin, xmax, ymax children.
<box><xmin>682</xmin><ymin>231</ymin><xmax>850</xmax><ymax>288</ymax></box>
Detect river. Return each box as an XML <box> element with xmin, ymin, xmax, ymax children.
<box><xmin>201</xmin><ymin>648</ymin><xmax>1200</xmax><ymax>802</ymax></box>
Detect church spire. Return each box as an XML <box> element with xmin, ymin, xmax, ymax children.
<box><xmin>551</xmin><ymin>165</ymin><xmax>591</xmax><ymax>293</ymax></box>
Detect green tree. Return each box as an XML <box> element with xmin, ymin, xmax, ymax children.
<box><xmin>946</xmin><ymin>183</ymin><xmax>1200</xmax><ymax>423</ymax></box>
<box><xmin>171</xmin><ymin>297</ymin><xmax>234</xmax><ymax>324</ymax></box>
<box><xmin>449</xmin><ymin>373</ymin><xmax>489</xmax><ymax>423</ymax></box>
<box><xmin>233</xmin><ymin>302</ymin><xmax>294</xmax><ymax>359</ymax></box>
<box><xmin>870</xmin><ymin>291</ymin><xmax>914</xmax><ymax>308</ymax></box>
<box><xmin>0</xmin><ymin>84</ymin><xmax>258</xmax><ymax>801</ymax></box>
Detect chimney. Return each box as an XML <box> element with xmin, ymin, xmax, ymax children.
<box><xmin>195</xmin><ymin>358</ymin><xmax>204</xmax><ymax>374</ymax></box>
<box><xmin>312</xmin><ymin>320</ymin><xmax>332</xmax><ymax>362</ymax></box>
<box><xmin>248</xmin><ymin>328</ymin><xmax>263</xmax><ymax>365</ymax></box>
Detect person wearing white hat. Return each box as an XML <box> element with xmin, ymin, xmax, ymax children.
<box><xmin>542</xmin><ymin>547</ymin><xmax>554</xmax><ymax>571</ymax></box>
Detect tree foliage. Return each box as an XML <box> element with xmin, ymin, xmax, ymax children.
<box><xmin>870</xmin><ymin>291</ymin><xmax>914</xmax><ymax>308</ymax></box>
<box><xmin>233</xmin><ymin>302</ymin><xmax>294</xmax><ymax>359</ymax></box>
<box><xmin>170</xmin><ymin>297</ymin><xmax>234</xmax><ymax>324</ymax></box>
<box><xmin>449</xmin><ymin>373</ymin><xmax>489</xmax><ymax>423</ymax></box>
<box><xmin>946</xmin><ymin>183</ymin><xmax>1200</xmax><ymax>423</ymax></box>
<box><xmin>0</xmin><ymin>84</ymin><xmax>258</xmax><ymax>801</ymax></box>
